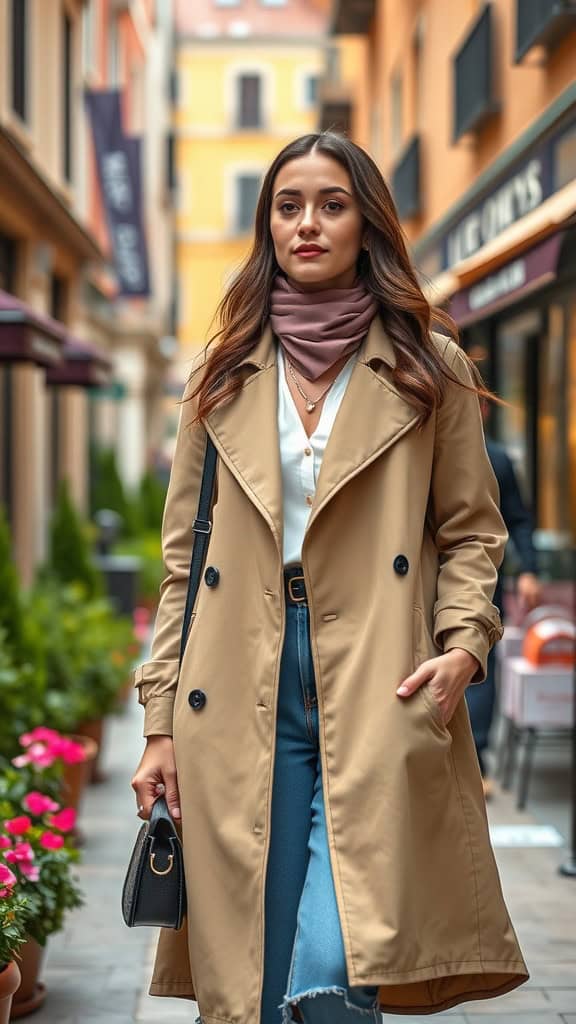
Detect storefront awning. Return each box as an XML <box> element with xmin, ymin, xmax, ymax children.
<box><xmin>449</xmin><ymin>231</ymin><xmax>565</xmax><ymax>327</ymax></box>
<box><xmin>46</xmin><ymin>338</ymin><xmax>113</xmax><ymax>388</ymax></box>
<box><xmin>0</xmin><ymin>290</ymin><xmax>64</xmax><ymax>366</ymax></box>
<box><xmin>0</xmin><ymin>289</ymin><xmax>112</xmax><ymax>386</ymax></box>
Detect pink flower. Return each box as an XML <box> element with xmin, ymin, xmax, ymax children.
<box><xmin>19</xmin><ymin>727</ymin><xmax>61</xmax><ymax>747</ymax></box>
<box><xmin>20</xmin><ymin>862</ymin><xmax>40</xmax><ymax>882</ymax></box>
<box><xmin>49</xmin><ymin>738</ymin><xmax>86</xmax><ymax>764</ymax></box>
<box><xmin>0</xmin><ymin>888</ymin><xmax>13</xmax><ymax>898</ymax></box>
<box><xmin>47</xmin><ymin>808</ymin><xmax>76</xmax><ymax>833</ymax></box>
<box><xmin>22</xmin><ymin>792</ymin><xmax>60</xmax><ymax>816</ymax></box>
<box><xmin>11</xmin><ymin>754</ymin><xmax>31</xmax><ymax>767</ymax></box>
<box><xmin>13</xmin><ymin>742</ymin><xmax>56</xmax><ymax>768</ymax></box>
<box><xmin>0</xmin><ymin>864</ymin><xmax>17</xmax><ymax>888</ymax></box>
<box><xmin>39</xmin><ymin>832</ymin><xmax>64</xmax><ymax>850</ymax></box>
<box><xmin>4</xmin><ymin>843</ymin><xmax>34</xmax><ymax>864</ymax></box>
<box><xmin>27</xmin><ymin>742</ymin><xmax>56</xmax><ymax>768</ymax></box>
<box><xmin>0</xmin><ymin>836</ymin><xmax>12</xmax><ymax>850</ymax></box>
<box><xmin>5</xmin><ymin>816</ymin><xmax>32</xmax><ymax>836</ymax></box>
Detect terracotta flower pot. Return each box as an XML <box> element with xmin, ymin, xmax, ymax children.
<box><xmin>75</xmin><ymin>718</ymin><xmax>107</xmax><ymax>784</ymax></box>
<box><xmin>60</xmin><ymin>734</ymin><xmax>98</xmax><ymax>816</ymax></box>
<box><xmin>0</xmin><ymin>961</ymin><xmax>21</xmax><ymax>1024</ymax></box>
<box><xmin>9</xmin><ymin>938</ymin><xmax>46</xmax><ymax>1019</ymax></box>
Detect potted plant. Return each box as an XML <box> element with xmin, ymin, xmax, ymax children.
<box><xmin>0</xmin><ymin>762</ymin><xmax>84</xmax><ymax>1017</ymax></box>
<box><xmin>0</xmin><ymin>885</ymin><xmax>30</xmax><ymax>1024</ymax></box>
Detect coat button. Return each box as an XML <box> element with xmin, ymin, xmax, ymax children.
<box><xmin>393</xmin><ymin>554</ymin><xmax>409</xmax><ymax>576</ymax></box>
<box><xmin>188</xmin><ymin>689</ymin><xmax>206</xmax><ymax>711</ymax></box>
<box><xmin>204</xmin><ymin>566</ymin><xmax>220</xmax><ymax>588</ymax></box>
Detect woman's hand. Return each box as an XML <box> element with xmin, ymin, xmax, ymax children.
<box><xmin>396</xmin><ymin>648</ymin><xmax>480</xmax><ymax>726</ymax></box>
<box><xmin>131</xmin><ymin>735</ymin><xmax>181</xmax><ymax>821</ymax></box>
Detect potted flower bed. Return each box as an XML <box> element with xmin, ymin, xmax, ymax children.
<box><xmin>0</xmin><ymin>745</ymin><xmax>84</xmax><ymax>1018</ymax></box>
<box><xmin>0</xmin><ymin>883</ymin><xmax>30</xmax><ymax>1024</ymax></box>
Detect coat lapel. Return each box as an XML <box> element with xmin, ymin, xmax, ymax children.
<box><xmin>307</xmin><ymin>314</ymin><xmax>421</xmax><ymax>533</ymax></box>
<box><xmin>205</xmin><ymin>315</ymin><xmax>421</xmax><ymax>553</ymax></box>
<box><xmin>205</xmin><ymin>323</ymin><xmax>284</xmax><ymax>551</ymax></box>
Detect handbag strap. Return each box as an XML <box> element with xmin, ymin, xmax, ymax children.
<box><xmin>177</xmin><ymin>434</ymin><xmax>218</xmax><ymax>668</ymax></box>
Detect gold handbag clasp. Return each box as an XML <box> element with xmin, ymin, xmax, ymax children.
<box><xmin>150</xmin><ymin>851</ymin><xmax>174</xmax><ymax>876</ymax></box>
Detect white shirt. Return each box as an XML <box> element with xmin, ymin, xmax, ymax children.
<box><xmin>277</xmin><ymin>343</ymin><xmax>357</xmax><ymax>566</ymax></box>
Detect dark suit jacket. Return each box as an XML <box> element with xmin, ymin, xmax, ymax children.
<box><xmin>486</xmin><ymin>438</ymin><xmax>538</xmax><ymax>615</ymax></box>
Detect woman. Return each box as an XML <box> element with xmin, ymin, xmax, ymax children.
<box><xmin>131</xmin><ymin>132</ymin><xmax>528</xmax><ymax>1024</ymax></box>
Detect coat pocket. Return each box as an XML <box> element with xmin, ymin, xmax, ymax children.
<box><xmin>413</xmin><ymin>605</ymin><xmax>446</xmax><ymax>729</ymax></box>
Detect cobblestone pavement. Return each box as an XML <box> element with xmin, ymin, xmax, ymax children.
<box><xmin>28</xmin><ymin>688</ymin><xmax>575</xmax><ymax>1024</ymax></box>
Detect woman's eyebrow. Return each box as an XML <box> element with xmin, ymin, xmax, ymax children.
<box><xmin>274</xmin><ymin>186</ymin><xmax>352</xmax><ymax>199</ymax></box>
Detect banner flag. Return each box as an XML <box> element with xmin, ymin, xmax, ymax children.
<box><xmin>85</xmin><ymin>89</ymin><xmax>150</xmax><ymax>298</ymax></box>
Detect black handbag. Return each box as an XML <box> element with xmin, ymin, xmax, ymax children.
<box><xmin>121</xmin><ymin>434</ymin><xmax>218</xmax><ymax>929</ymax></box>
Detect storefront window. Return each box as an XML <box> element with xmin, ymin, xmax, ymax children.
<box><xmin>538</xmin><ymin>304</ymin><xmax>568</xmax><ymax>535</ymax></box>
<box><xmin>568</xmin><ymin>300</ymin><xmax>576</xmax><ymax>544</ymax></box>
<box><xmin>494</xmin><ymin>310</ymin><xmax>540</xmax><ymax>497</ymax></box>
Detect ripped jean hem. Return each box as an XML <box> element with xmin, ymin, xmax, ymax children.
<box><xmin>278</xmin><ymin>986</ymin><xmax>381</xmax><ymax>1024</ymax></box>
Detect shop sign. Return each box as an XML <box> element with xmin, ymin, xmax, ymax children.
<box><xmin>450</xmin><ymin>232</ymin><xmax>564</xmax><ymax>325</ymax></box>
<box><xmin>443</xmin><ymin>156</ymin><xmax>552</xmax><ymax>268</ymax></box>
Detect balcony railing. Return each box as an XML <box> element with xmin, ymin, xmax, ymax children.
<box><xmin>392</xmin><ymin>136</ymin><xmax>421</xmax><ymax>220</ymax></box>
<box><xmin>515</xmin><ymin>0</ymin><xmax>576</xmax><ymax>62</ymax></box>
<box><xmin>453</xmin><ymin>4</ymin><xmax>500</xmax><ymax>142</ymax></box>
<box><xmin>332</xmin><ymin>0</ymin><xmax>376</xmax><ymax>35</ymax></box>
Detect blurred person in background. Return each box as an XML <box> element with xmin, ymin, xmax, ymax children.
<box><xmin>466</xmin><ymin>396</ymin><xmax>542</xmax><ymax>799</ymax></box>
<box><xmin>131</xmin><ymin>132</ymin><xmax>528</xmax><ymax>1024</ymax></box>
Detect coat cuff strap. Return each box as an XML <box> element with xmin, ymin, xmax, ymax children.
<box><xmin>142</xmin><ymin>697</ymin><xmax>175</xmax><ymax>738</ymax></box>
<box><xmin>440</xmin><ymin>627</ymin><xmax>490</xmax><ymax>684</ymax></box>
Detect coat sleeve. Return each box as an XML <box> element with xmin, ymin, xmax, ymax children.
<box><xmin>132</xmin><ymin>366</ymin><xmax>208</xmax><ymax>737</ymax></box>
<box><xmin>428</xmin><ymin>338</ymin><xmax>509</xmax><ymax>685</ymax></box>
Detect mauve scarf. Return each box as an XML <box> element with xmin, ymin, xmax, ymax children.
<box><xmin>269</xmin><ymin>273</ymin><xmax>378</xmax><ymax>381</ymax></box>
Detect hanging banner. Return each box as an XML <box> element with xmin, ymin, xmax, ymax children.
<box><xmin>84</xmin><ymin>89</ymin><xmax>150</xmax><ymax>297</ymax></box>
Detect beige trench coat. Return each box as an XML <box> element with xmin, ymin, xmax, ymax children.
<box><xmin>133</xmin><ymin>314</ymin><xmax>528</xmax><ymax>1022</ymax></box>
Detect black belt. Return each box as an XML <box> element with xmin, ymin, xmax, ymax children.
<box><xmin>284</xmin><ymin>565</ymin><xmax>307</xmax><ymax>604</ymax></box>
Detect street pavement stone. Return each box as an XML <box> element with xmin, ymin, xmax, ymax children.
<box><xmin>27</xmin><ymin>686</ymin><xmax>576</xmax><ymax>1022</ymax></box>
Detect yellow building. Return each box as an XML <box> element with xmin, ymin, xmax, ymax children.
<box><xmin>174</xmin><ymin>0</ymin><xmax>329</xmax><ymax>374</ymax></box>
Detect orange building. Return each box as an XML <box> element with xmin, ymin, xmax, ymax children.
<box><xmin>325</xmin><ymin>0</ymin><xmax>576</xmax><ymax>576</ymax></box>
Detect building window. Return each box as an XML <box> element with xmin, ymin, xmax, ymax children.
<box><xmin>215</xmin><ymin>0</ymin><xmax>241</xmax><ymax>5</ymax></box>
<box><xmin>304</xmin><ymin>74</ymin><xmax>319</xmax><ymax>107</ymax></box>
<box><xmin>390</xmin><ymin>71</ymin><xmax>403</xmax><ymax>157</ymax></box>
<box><xmin>392</xmin><ymin>136</ymin><xmax>421</xmax><ymax>220</ymax></box>
<box><xmin>234</xmin><ymin>174</ymin><xmax>261</xmax><ymax>234</ymax></box>
<box><xmin>237</xmin><ymin>74</ymin><xmax>262</xmax><ymax>129</ymax></box>
<box><xmin>0</xmin><ymin>234</ymin><xmax>17</xmax><ymax>293</ymax></box>
<box><xmin>453</xmin><ymin>4</ymin><xmax>499</xmax><ymax>143</ymax></box>
<box><xmin>11</xmin><ymin>0</ymin><xmax>28</xmax><ymax>122</ymax></box>
<box><xmin>109</xmin><ymin>17</ymin><xmax>120</xmax><ymax>85</ymax></box>
<box><xmin>0</xmin><ymin>368</ymin><xmax>14</xmax><ymax>527</ymax></box>
<box><xmin>412</xmin><ymin>14</ymin><xmax>425</xmax><ymax>132</ymax></box>
<box><xmin>63</xmin><ymin>14</ymin><xmax>73</xmax><ymax>183</ymax></box>
<box><xmin>260</xmin><ymin>0</ymin><xmax>287</xmax><ymax>5</ymax></box>
<box><xmin>82</xmin><ymin>0</ymin><xmax>97</xmax><ymax>75</ymax></box>
<box><xmin>515</xmin><ymin>0</ymin><xmax>576</xmax><ymax>62</ymax></box>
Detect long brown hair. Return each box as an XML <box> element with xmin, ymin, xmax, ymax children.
<box><xmin>188</xmin><ymin>131</ymin><xmax>497</xmax><ymax>425</ymax></box>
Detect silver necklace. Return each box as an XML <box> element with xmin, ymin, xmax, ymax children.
<box><xmin>286</xmin><ymin>358</ymin><xmax>336</xmax><ymax>413</ymax></box>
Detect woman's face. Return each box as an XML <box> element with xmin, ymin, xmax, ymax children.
<box><xmin>269</xmin><ymin>151</ymin><xmax>365</xmax><ymax>292</ymax></box>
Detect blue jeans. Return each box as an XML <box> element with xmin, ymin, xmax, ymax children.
<box><xmin>261</xmin><ymin>597</ymin><xmax>380</xmax><ymax>1024</ymax></box>
<box><xmin>464</xmin><ymin>645</ymin><xmax>496</xmax><ymax>777</ymax></box>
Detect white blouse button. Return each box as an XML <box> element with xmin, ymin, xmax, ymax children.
<box><xmin>304</xmin><ymin>447</ymin><xmax>312</xmax><ymax>457</ymax></box>
<box><xmin>305</xmin><ymin>495</ymin><xmax>313</xmax><ymax>507</ymax></box>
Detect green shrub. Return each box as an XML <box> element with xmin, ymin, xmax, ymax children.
<box><xmin>90</xmin><ymin>445</ymin><xmax>141</xmax><ymax>537</ymax></box>
<box><xmin>139</xmin><ymin>470</ymin><xmax>167</xmax><ymax>532</ymax></box>
<box><xmin>45</xmin><ymin>480</ymin><xmax>103</xmax><ymax>599</ymax></box>
<box><xmin>0</xmin><ymin>630</ymin><xmax>46</xmax><ymax>765</ymax></box>
<box><xmin>26</xmin><ymin>582</ymin><xmax>136</xmax><ymax>732</ymax></box>
<box><xmin>0</xmin><ymin>505</ymin><xmax>27</xmax><ymax>662</ymax></box>
<box><xmin>114</xmin><ymin>530</ymin><xmax>165</xmax><ymax>606</ymax></box>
